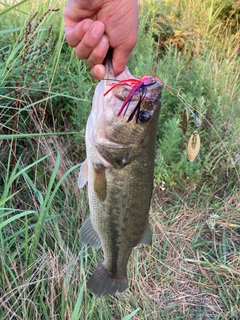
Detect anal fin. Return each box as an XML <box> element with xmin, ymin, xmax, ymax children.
<box><xmin>79</xmin><ymin>217</ymin><xmax>101</xmax><ymax>249</ymax></box>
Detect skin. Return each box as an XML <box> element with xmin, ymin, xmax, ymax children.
<box><xmin>81</xmin><ymin>57</ymin><xmax>163</xmax><ymax>296</ymax></box>
<box><xmin>63</xmin><ymin>0</ymin><xmax>139</xmax><ymax>79</ymax></box>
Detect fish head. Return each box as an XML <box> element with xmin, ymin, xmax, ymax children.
<box><xmin>87</xmin><ymin>60</ymin><xmax>163</xmax><ymax>168</ymax></box>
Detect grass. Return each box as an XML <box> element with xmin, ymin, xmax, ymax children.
<box><xmin>0</xmin><ymin>0</ymin><xmax>240</xmax><ymax>319</ymax></box>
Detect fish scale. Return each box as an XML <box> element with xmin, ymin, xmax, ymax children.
<box><xmin>78</xmin><ymin>52</ymin><xmax>163</xmax><ymax>297</ymax></box>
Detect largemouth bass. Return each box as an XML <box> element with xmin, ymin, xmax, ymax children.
<box><xmin>78</xmin><ymin>55</ymin><xmax>163</xmax><ymax>297</ymax></box>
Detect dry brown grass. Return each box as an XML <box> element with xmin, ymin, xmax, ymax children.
<box><xmin>118</xmin><ymin>190</ymin><xmax>240</xmax><ymax>319</ymax></box>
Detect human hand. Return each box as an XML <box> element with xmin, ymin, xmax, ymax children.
<box><xmin>63</xmin><ymin>0</ymin><xmax>138</xmax><ymax>79</ymax></box>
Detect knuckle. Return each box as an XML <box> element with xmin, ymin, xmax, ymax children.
<box><xmin>75</xmin><ymin>48</ymin><xmax>88</xmax><ymax>60</ymax></box>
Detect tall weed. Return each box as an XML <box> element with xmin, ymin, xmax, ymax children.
<box><xmin>0</xmin><ymin>0</ymin><xmax>239</xmax><ymax>319</ymax></box>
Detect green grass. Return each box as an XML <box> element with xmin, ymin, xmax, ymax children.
<box><xmin>0</xmin><ymin>0</ymin><xmax>240</xmax><ymax>319</ymax></box>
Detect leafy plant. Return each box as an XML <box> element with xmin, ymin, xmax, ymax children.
<box><xmin>0</xmin><ymin>0</ymin><xmax>239</xmax><ymax>319</ymax></box>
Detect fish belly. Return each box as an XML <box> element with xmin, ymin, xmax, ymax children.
<box><xmin>84</xmin><ymin>151</ymin><xmax>154</xmax><ymax>296</ymax></box>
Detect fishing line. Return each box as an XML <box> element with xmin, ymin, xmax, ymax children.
<box><xmin>102</xmin><ymin>76</ymin><xmax>239</xmax><ymax>174</ymax></box>
<box><xmin>158</xmin><ymin>83</ymin><xmax>202</xmax><ymax>161</ymax></box>
<box><xmin>102</xmin><ymin>78</ymin><xmax>119</xmax><ymax>81</ymax></box>
<box><xmin>161</xmin><ymin>83</ymin><xmax>238</xmax><ymax>176</ymax></box>
<box><xmin>103</xmin><ymin>76</ymin><xmax>201</xmax><ymax>128</ymax></box>
<box><xmin>103</xmin><ymin>75</ymin><xmax>157</xmax><ymax>122</ymax></box>
<box><xmin>165</xmin><ymin>84</ymin><xmax>202</xmax><ymax>128</ymax></box>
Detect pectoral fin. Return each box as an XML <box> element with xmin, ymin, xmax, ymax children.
<box><xmin>139</xmin><ymin>222</ymin><xmax>152</xmax><ymax>246</ymax></box>
<box><xmin>78</xmin><ymin>159</ymin><xmax>88</xmax><ymax>188</ymax></box>
<box><xmin>93</xmin><ymin>165</ymin><xmax>107</xmax><ymax>202</ymax></box>
<box><xmin>79</xmin><ymin>217</ymin><xmax>102</xmax><ymax>249</ymax></box>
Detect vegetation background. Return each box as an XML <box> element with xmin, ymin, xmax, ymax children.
<box><xmin>0</xmin><ymin>0</ymin><xmax>239</xmax><ymax>319</ymax></box>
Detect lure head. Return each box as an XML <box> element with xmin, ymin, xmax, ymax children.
<box><xmin>140</xmin><ymin>76</ymin><xmax>156</xmax><ymax>86</ymax></box>
<box><xmin>103</xmin><ymin>74</ymin><xmax>160</xmax><ymax>122</ymax></box>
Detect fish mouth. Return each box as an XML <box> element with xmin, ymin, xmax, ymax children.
<box><xmin>113</xmin><ymin>79</ymin><xmax>163</xmax><ymax>122</ymax></box>
<box><xmin>144</xmin><ymin>81</ymin><xmax>164</xmax><ymax>102</ymax></box>
<box><xmin>114</xmin><ymin>80</ymin><xmax>163</xmax><ymax>103</ymax></box>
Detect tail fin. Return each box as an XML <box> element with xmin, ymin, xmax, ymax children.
<box><xmin>87</xmin><ymin>263</ymin><xmax>128</xmax><ymax>297</ymax></box>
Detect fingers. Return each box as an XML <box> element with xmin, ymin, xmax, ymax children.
<box><xmin>64</xmin><ymin>17</ymin><xmax>109</xmax><ymax>80</ymax></box>
<box><xmin>103</xmin><ymin>1</ymin><xmax>138</xmax><ymax>76</ymax></box>
<box><xmin>67</xmin><ymin>20</ymin><xmax>109</xmax><ymax>70</ymax></box>
<box><xmin>65</xmin><ymin>19</ymin><xmax>106</xmax><ymax>59</ymax></box>
<box><xmin>74</xmin><ymin>21</ymin><xmax>105</xmax><ymax>60</ymax></box>
<box><xmin>64</xmin><ymin>19</ymin><xmax>94</xmax><ymax>47</ymax></box>
<box><xmin>63</xmin><ymin>0</ymin><xmax>138</xmax><ymax>79</ymax></box>
<box><xmin>111</xmin><ymin>34</ymin><xmax>138</xmax><ymax>76</ymax></box>
<box><xmin>86</xmin><ymin>34</ymin><xmax>109</xmax><ymax>68</ymax></box>
<box><xmin>112</xmin><ymin>49</ymin><xmax>132</xmax><ymax>77</ymax></box>
<box><xmin>91</xmin><ymin>64</ymin><xmax>106</xmax><ymax>80</ymax></box>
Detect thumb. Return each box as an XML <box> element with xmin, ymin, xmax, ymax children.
<box><xmin>111</xmin><ymin>49</ymin><xmax>131</xmax><ymax>77</ymax></box>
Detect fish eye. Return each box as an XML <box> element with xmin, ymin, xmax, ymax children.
<box><xmin>138</xmin><ymin>110</ymin><xmax>152</xmax><ymax>123</ymax></box>
<box><xmin>150</xmin><ymin>77</ymin><xmax>156</xmax><ymax>84</ymax></box>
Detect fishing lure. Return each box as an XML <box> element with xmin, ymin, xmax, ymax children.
<box><xmin>187</xmin><ymin>131</ymin><xmax>201</xmax><ymax>162</ymax></box>
<box><xmin>104</xmin><ymin>74</ymin><xmax>202</xmax><ymax>161</ymax></box>
<box><xmin>104</xmin><ymin>75</ymin><xmax>164</xmax><ymax>122</ymax></box>
<box><xmin>182</xmin><ymin>108</ymin><xmax>189</xmax><ymax>135</ymax></box>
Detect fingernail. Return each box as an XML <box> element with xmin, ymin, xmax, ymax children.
<box><xmin>91</xmin><ymin>65</ymin><xmax>105</xmax><ymax>80</ymax></box>
<box><xmin>99</xmin><ymin>35</ymin><xmax>109</xmax><ymax>47</ymax></box>
<box><xmin>82</xmin><ymin>19</ymin><xmax>92</xmax><ymax>32</ymax></box>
